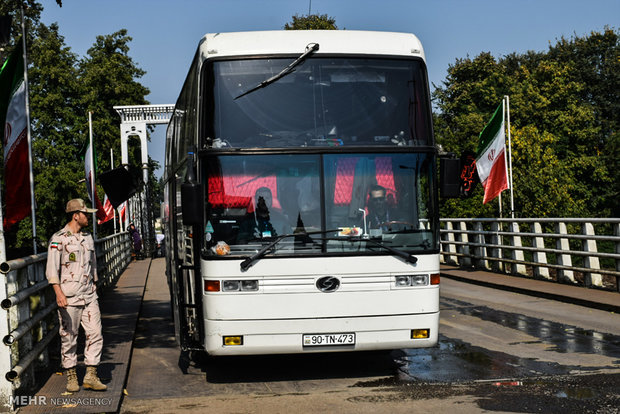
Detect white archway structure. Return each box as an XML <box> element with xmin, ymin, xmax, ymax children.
<box><xmin>114</xmin><ymin>104</ymin><xmax>174</xmax><ymax>171</ymax></box>
<box><xmin>114</xmin><ymin>105</ymin><xmax>174</xmax><ymax>251</ymax></box>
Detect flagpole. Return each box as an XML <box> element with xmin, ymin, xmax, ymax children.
<box><xmin>498</xmin><ymin>192</ymin><xmax>503</xmax><ymax>218</ymax></box>
<box><xmin>88</xmin><ymin>111</ymin><xmax>96</xmax><ymax>239</ymax></box>
<box><xmin>0</xmin><ymin>184</ymin><xmax>6</xmax><ymax>264</ymax></box>
<box><xmin>498</xmin><ymin>98</ymin><xmax>505</xmax><ymax>219</ymax></box>
<box><xmin>21</xmin><ymin>6</ymin><xmax>37</xmax><ymax>254</ymax></box>
<box><xmin>110</xmin><ymin>148</ymin><xmax>117</xmax><ymax>234</ymax></box>
<box><xmin>505</xmin><ymin>95</ymin><xmax>515</xmax><ymax>219</ymax></box>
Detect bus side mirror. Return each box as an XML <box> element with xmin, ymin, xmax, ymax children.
<box><xmin>439</xmin><ymin>157</ymin><xmax>460</xmax><ymax>198</ymax></box>
<box><xmin>181</xmin><ymin>182</ymin><xmax>203</xmax><ymax>226</ymax></box>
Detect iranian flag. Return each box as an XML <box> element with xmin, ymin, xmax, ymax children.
<box><xmin>0</xmin><ymin>42</ymin><xmax>31</xmax><ymax>230</ymax></box>
<box><xmin>475</xmin><ymin>102</ymin><xmax>509</xmax><ymax>204</ymax></box>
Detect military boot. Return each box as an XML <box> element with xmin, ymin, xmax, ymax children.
<box><xmin>65</xmin><ymin>367</ymin><xmax>79</xmax><ymax>392</ymax></box>
<box><xmin>83</xmin><ymin>366</ymin><xmax>107</xmax><ymax>391</ymax></box>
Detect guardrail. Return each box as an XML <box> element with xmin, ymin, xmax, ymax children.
<box><xmin>440</xmin><ymin>218</ymin><xmax>620</xmax><ymax>292</ymax></box>
<box><xmin>0</xmin><ymin>232</ymin><xmax>132</xmax><ymax>408</ymax></box>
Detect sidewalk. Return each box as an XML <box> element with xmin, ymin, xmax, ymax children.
<box><xmin>440</xmin><ymin>264</ymin><xmax>619</xmax><ymax>313</ymax></box>
<box><xmin>18</xmin><ymin>258</ymin><xmax>151</xmax><ymax>414</ymax></box>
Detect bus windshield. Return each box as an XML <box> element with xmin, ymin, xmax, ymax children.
<box><xmin>205</xmin><ymin>58</ymin><xmax>432</xmax><ymax>148</ymax></box>
<box><xmin>202</xmin><ymin>152</ymin><xmax>437</xmax><ymax>258</ymax></box>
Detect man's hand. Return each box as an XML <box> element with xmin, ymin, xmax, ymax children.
<box><xmin>52</xmin><ymin>284</ymin><xmax>68</xmax><ymax>308</ymax></box>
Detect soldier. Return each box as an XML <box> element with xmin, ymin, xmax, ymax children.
<box><xmin>45</xmin><ymin>198</ymin><xmax>107</xmax><ymax>392</ymax></box>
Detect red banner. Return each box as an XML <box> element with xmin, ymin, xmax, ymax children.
<box><xmin>1</xmin><ymin>42</ymin><xmax>32</xmax><ymax>230</ymax></box>
<box><xmin>97</xmin><ymin>195</ymin><xmax>114</xmax><ymax>225</ymax></box>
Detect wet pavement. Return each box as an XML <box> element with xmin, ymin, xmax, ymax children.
<box><xmin>352</xmin><ymin>373</ymin><xmax>620</xmax><ymax>413</ymax></box>
<box><xmin>399</xmin><ymin>296</ymin><xmax>620</xmax><ymax>383</ymax></box>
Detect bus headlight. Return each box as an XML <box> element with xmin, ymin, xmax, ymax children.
<box><xmin>394</xmin><ymin>274</ymin><xmax>429</xmax><ymax>287</ymax></box>
<box><xmin>221</xmin><ymin>280</ymin><xmax>259</xmax><ymax>292</ymax></box>
<box><xmin>395</xmin><ymin>275</ymin><xmax>411</xmax><ymax>286</ymax></box>
<box><xmin>241</xmin><ymin>280</ymin><xmax>259</xmax><ymax>291</ymax></box>
<box><xmin>223</xmin><ymin>280</ymin><xmax>240</xmax><ymax>291</ymax></box>
<box><xmin>410</xmin><ymin>274</ymin><xmax>429</xmax><ymax>286</ymax></box>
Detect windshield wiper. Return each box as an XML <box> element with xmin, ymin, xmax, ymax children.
<box><xmin>240</xmin><ymin>228</ymin><xmax>337</xmax><ymax>271</ymax></box>
<box><xmin>234</xmin><ymin>43</ymin><xmax>319</xmax><ymax>100</ymax></box>
<box><xmin>320</xmin><ymin>237</ymin><xmax>419</xmax><ymax>266</ymax></box>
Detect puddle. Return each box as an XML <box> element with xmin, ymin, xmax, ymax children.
<box><xmin>392</xmin><ymin>330</ymin><xmax>590</xmax><ymax>384</ymax></box>
<box><xmin>441</xmin><ymin>297</ymin><xmax>620</xmax><ymax>359</ymax></box>
<box><xmin>554</xmin><ymin>387</ymin><xmax>597</xmax><ymax>399</ymax></box>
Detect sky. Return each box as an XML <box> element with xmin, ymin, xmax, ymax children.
<box><xmin>39</xmin><ymin>0</ymin><xmax>619</xmax><ymax>177</ymax></box>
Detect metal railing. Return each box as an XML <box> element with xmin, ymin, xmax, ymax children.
<box><xmin>0</xmin><ymin>232</ymin><xmax>132</xmax><ymax>407</ymax></box>
<box><xmin>440</xmin><ymin>218</ymin><xmax>620</xmax><ymax>292</ymax></box>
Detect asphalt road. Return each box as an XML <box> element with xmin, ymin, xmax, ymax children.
<box><xmin>120</xmin><ymin>258</ymin><xmax>620</xmax><ymax>413</ymax></box>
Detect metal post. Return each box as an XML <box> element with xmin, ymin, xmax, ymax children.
<box><xmin>615</xmin><ymin>223</ymin><xmax>620</xmax><ymax>293</ymax></box>
<box><xmin>0</xmin><ymin>180</ymin><xmax>6</xmax><ymax>265</ymax></box>
<box><xmin>21</xmin><ymin>6</ymin><xmax>37</xmax><ymax>254</ymax></box>
<box><xmin>473</xmin><ymin>221</ymin><xmax>489</xmax><ymax>270</ymax></box>
<box><xmin>531</xmin><ymin>222</ymin><xmax>550</xmax><ymax>279</ymax></box>
<box><xmin>457</xmin><ymin>221</ymin><xmax>471</xmax><ymax>267</ymax></box>
<box><xmin>0</xmin><ymin>188</ymin><xmax>12</xmax><ymax>410</ymax></box>
<box><xmin>510</xmin><ymin>221</ymin><xmax>526</xmax><ymax>275</ymax></box>
<box><xmin>88</xmin><ymin>112</ymin><xmax>96</xmax><ymax>239</ymax></box>
<box><xmin>110</xmin><ymin>149</ymin><xmax>117</xmax><ymax>234</ymax></box>
<box><xmin>555</xmin><ymin>222</ymin><xmax>575</xmax><ymax>284</ymax></box>
<box><xmin>443</xmin><ymin>221</ymin><xmax>457</xmax><ymax>265</ymax></box>
<box><xmin>582</xmin><ymin>222</ymin><xmax>602</xmax><ymax>287</ymax></box>
<box><xmin>504</xmin><ymin>95</ymin><xmax>515</xmax><ymax>219</ymax></box>
<box><xmin>490</xmin><ymin>221</ymin><xmax>503</xmax><ymax>273</ymax></box>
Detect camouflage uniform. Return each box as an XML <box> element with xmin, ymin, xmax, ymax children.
<box><xmin>45</xmin><ymin>224</ymin><xmax>103</xmax><ymax>369</ymax></box>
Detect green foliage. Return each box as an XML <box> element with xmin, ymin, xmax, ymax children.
<box><xmin>434</xmin><ymin>29</ymin><xmax>619</xmax><ymax>218</ymax></box>
<box><xmin>27</xmin><ymin>23</ymin><xmax>84</xmax><ymax>247</ymax></box>
<box><xmin>284</xmin><ymin>14</ymin><xmax>338</xmax><ymax>30</ymax></box>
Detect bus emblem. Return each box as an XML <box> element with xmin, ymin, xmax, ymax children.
<box><xmin>316</xmin><ymin>276</ymin><xmax>340</xmax><ymax>293</ymax></box>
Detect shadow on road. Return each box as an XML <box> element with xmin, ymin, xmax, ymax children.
<box><xmin>188</xmin><ymin>349</ymin><xmax>401</xmax><ymax>384</ymax></box>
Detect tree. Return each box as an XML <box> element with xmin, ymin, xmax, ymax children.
<box><xmin>24</xmin><ymin>23</ymin><xmax>84</xmax><ymax>249</ymax></box>
<box><xmin>284</xmin><ymin>14</ymin><xmax>338</xmax><ymax>30</ymax></box>
<box><xmin>434</xmin><ymin>29</ymin><xmax>618</xmax><ymax>218</ymax></box>
<box><xmin>546</xmin><ymin>28</ymin><xmax>620</xmax><ymax>216</ymax></box>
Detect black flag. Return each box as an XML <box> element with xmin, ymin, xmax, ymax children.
<box><xmin>99</xmin><ymin>167</ymin><xmax>138</xmax><ymax>209</ymax></box>
<box><xmin>459</xmin><ymin>150</ymin><xmax>479</xmax><ymax>198</ymax></box>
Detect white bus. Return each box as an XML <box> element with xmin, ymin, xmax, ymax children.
<box><xmin>163</xmin><ymin>30</ymin><xmax>440</xmax><ymax>355</ymax></box>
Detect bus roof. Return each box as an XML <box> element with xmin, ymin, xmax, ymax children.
<box><xmin>197</xmin><ymin>30</ymin><xmax>426</xmax><ymax>62</ymax></box>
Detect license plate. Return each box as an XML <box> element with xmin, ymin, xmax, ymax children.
<box><xmin>303</xmin><ymin>333</ymin><xmax>355</xmax><ymax>347</ymax></box>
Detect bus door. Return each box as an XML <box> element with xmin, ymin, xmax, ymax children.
<box><xmin>171</xmin><ymin>165</ymin><xmax>205</xmax><ymax>351</ymax></box>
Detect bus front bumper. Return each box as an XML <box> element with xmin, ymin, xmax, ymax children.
<box><xmin>204</xmin><ymin>312</ymin><xmax>439</xmax><ymax>356</ymax></box>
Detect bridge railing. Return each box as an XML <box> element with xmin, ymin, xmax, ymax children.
<box><xmin>0</xmin><ymin>232</ymin><xmax>132</xmax><ymax>407</ymax></box>
<box><xmin>440</xmin><ymin>218</ymin><xmax>620</xmax><ymax>292</ymax></box>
